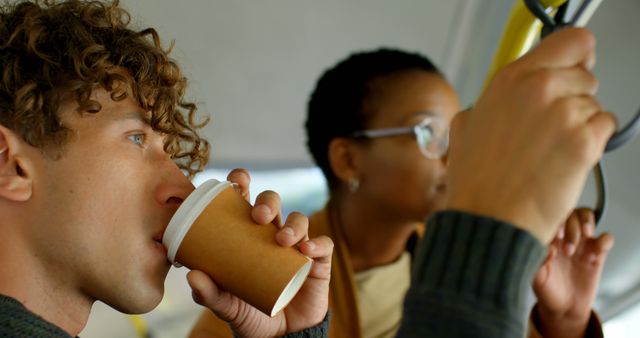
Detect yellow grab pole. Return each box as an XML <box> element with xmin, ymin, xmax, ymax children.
<box><xmin>483</xmin><ymin>0</ymin><xmax>568</xmax><ymax>90</ymax></box>
<box><xmin>128</xmin><ymin>314</ymin><xmax>149</xmax><ymax>338</ymax></box>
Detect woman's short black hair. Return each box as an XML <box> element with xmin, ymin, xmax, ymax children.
<box><xmin>305</xmin><ymin>48</ymin><xmax>442</xmax><ymax>191</ymax></box>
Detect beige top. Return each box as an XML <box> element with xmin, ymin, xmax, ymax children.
<box><xmin>354</xmin><ymin>252</ymin><xmax>411</xmax><ymax>338</ymax></box>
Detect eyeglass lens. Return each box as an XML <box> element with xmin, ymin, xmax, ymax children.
<box><xmin>415</xmin><ymin>118</ymin><xmax>448</xmax><ymax>158</ymax></box>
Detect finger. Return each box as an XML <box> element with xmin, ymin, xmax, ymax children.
<box><xmin>548</xmin><ymin>244</ymin><xmax>558</xmax><ymax>262</ymax></box>
<box><xmin>563</xmin><ymin>212</ymin><xmax>582</xmax><ymax>256</ymax></box>
<box><xmin>515</xmin><ymin>28</ymin><xmax>596</xmax><ymax>72</ymax></box>
<box><xmin>534</xmin><ymin>246</ymin><xmax>556</xmax><ymax>288</ymax></box>
<box><xmin>548</xmin><ymin>95</ymin><xmax>602</xmax><ymax>126</ymax></box>
<box><xmin>576</xmin><ymin>208</ymin><xmax>595</xmax><ymax>226</ymax></box>
<box><xmin>252</xmin><ymin>190</ymin><xmax>283</xmax><ymax>226</ymax></box>
<box><xmin>587</xmin><ymin>110</ymin><xmax>618</xmax><ymax>153</ymax></box>
<box><xmin>275</xmin><ymin>212</ymin><xmax>309</xmax><ymax>247</ymax></box>
<box><xmin>576</xmin><ymin>208</ymin><xmax>596</xmax><ymax>237</ymax></box>
<box><xmin>542</xmin><ymin>243</ymin><xmax>559</xmax><ymax>267</ymax></box>
<box><xmin>528</xmin><ymin>68</ymin><xmax>599</xmax><ymax>106</ymax></box>
<box><xmin>557</xmin><ymin>224</ymin><xmax>565</xmax><ymax>240</ymax></box>
<box><xmin>582</xmin><ymin>232</ymin><xmax>614</xmax><ymax>265</ymax></box>
<box><xmin>299</xmin><ymin>236</ymin><xmax>334</xmax><ymax>264</ymax></box>
<box><xmin>298</xmin><ymin>237</ymin><xmax>334</xmax><ymax>280</ymax></box>
<box><xmin>226</xmin><ymin>168</ymin><xmax>251</xmax><ymax>201</ymax></box>
<box><xmin>549</xmin><ymin>234</ymin><xmax>564</xmax><ymax>251</ymax></box>
<box><xmin>592</xmin><ymin>232</ymin><xmax>615</xmax><ymax>255</ymax></box>
<box><xmin>186</xmin><ymin>270</ymin><xmax>237</xmax><ymax>321</ymax></box>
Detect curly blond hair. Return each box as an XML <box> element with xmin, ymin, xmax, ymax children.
<box><xmin>0</xmin><ymin>0</ymin><xmax>209</xmax><ymax>175</ymax></box>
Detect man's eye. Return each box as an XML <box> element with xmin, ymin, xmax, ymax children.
<box><xmin>127</xmin><ymin>134</ymin><xmax>146</xmax><ymax>146</ymax></box>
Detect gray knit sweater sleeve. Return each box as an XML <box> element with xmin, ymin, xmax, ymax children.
<box><xmin>280</xmin><ymin>313</ymin><xmax>330</xmax><ymax>338</ymax></box>
<box><xmin>397</xmin><ymin>211</ymin><xmax>546</xmax><ymax>338</ymax></box>
<box><xmin>231</xmin><ymin>313</ymin><xmax>330</xmax><ymax>338</ymax></box>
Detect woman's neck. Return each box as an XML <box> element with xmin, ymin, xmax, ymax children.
<box><xmin>333</xmin><ymin>193</ymin><xmax>423</xmax><ymax>272</ymax></box>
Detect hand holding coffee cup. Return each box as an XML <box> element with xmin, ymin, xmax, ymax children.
<box><xmin>167</xmin><ymin>170</ymin><xmax>333</xmax><ymax>337</ymax></box>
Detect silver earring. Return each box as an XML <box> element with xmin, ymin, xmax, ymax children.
<box><xmin>348</xmin><ymin>178</ymin><xmax>360</xmax><ymax>193</ymax></box>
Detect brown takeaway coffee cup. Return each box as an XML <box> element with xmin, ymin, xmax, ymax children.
<box><xmin>162</xmin><ymin>179</ymin><xmax>313</xmax><ymax>316</ymax></box>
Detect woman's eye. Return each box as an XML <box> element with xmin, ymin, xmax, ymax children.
<box><xmin>127</xmin><ymin>134</ymin><xmax>146</xmax><ymax>146</ymax></box>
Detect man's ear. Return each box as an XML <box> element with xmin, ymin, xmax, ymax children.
<box><xmin>0</xmin><ymin>124</ymin><xmax>33</xmax><ymax>202</ymax></box>
<box><xmin>328</xmin><ymin>137</ymin><xmax>363</xmax><ymax>186</ymax></box>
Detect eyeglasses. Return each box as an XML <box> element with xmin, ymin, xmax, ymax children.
<box><xmin>351</xmin><ymin>115</ymin><xmax>449</xmax><ymax>159</ymax></box>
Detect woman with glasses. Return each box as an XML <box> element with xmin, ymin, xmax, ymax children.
<box><xmin>189</xmin><ymin>48</ymin><xmax>610</xmax><ymax>338</ymax></box>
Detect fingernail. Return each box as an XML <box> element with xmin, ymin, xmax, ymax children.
<box><xmin>558</xmin><ymin>227</ymin><xmax>565</xmax><ymax>240</ymax></box>
<box><xmin>254</xmin><ymin>204</ymin><xmax>271</xmax><ymax>216</ymax></box>
<box><xmin>582</xmin><ymin>222</ymin><xmax>595</xmax><ymax>236</ymax></box>
<box><xmin>305</xmin><ymin>241</ymin><xmax>316</xmax><ymax>251</ymax></box>
<box><xmin>564</xmin><ymin>243</ymin><xmax>576</xmax><ymax>256</ymax></box>
<box><xmin>589</xmin><ymin>253</ymin><xmax>598</xmax><ymax>264</ymax></box>
<box><xmin>282</xmin><ymin>227</ymin><xmax>294</xmax><ymax>236</ymax></box>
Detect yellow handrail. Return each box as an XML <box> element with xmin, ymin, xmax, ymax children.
<box><xmin>128</xmin><ymin>314</ymin><xmax>149</xmax><ymax>338</ymax></box>
<box><xmin>483</xmin><ymin>0</ymin><xmax>568</xmax><ymax>89</ymax></box>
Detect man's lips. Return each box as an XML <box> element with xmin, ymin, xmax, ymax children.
<box><xmin>151</xmin><ymin>221</ymin><xmax>173</xmax><ymax>264</ymax></box>
<box><xmin>153</xmin><ymin>235</ymin><xmax>169</xmax><ymax>262</ymax></box>
<box><xmin>153</xmin><ymin>230</ymin><xmax>164</xmax><ymax>243</ymax></box>
<box><xmin>153</xmin><ymin>228</ymin><xmax>168</xmax><ymax>253</ymax></box>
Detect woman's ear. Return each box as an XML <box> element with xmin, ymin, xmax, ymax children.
<box><xmin>0</xmin><ymin>124</ymin><xmax>33</xmax><ymax>202</ymax></box>
<box><xmin>328</xmin><ymin>137</ymin><xmax>363</xmax><ymax>186</ymax></box>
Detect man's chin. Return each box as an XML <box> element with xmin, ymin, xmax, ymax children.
<box><xmin>110</xmin><ymin>285</ymin><xmax>165</xmax><ymax>314</ymax></box>
<box><xmin>117</xmin><ymin>298</ymin><xmax>163</xmax><ymax>315</ymax></box>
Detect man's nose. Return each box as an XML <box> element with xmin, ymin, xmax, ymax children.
<box><xmin>156</xmin><ymin>160</ymin><xmax>195</xmax><ymax>207</ymax></box>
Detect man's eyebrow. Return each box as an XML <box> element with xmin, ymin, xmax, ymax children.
<box><xmin>114</xmin><ymin>112</ymin><xmax>151</xmax><ymax>125</ymax></box>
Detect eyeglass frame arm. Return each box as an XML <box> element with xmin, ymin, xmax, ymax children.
<box><xmin>352</xmin><ymin>126</ymin><xmax>417</xmax><ymax>139</ymax></box>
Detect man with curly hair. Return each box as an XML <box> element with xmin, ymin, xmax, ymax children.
<box><xmin>0</xmin><ymin>1</ymin><xmax>333</xmax><ymax>337</ymax></box>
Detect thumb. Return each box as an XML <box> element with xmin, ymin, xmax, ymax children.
<box><xmin>588</xmin><ymin>111</ymin><xmax>617</xmax><ymax>155</ymax></box>
<box><xmin>187</xmin><ymin>270</ymin><xmax>238</xmax><ymax>321</ymax></box>
<box><xmin>533</xmin><ymin>245</ymin><xmax>557</xmax><ymax>290</ymax></box>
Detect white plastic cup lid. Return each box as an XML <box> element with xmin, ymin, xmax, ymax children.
<box><xmin>162</xmin><ymin>179</ymin><xmax>232</xmax><ymax>266</ymax></box>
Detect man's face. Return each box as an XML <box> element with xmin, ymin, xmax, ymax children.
<box><xmin>25</xmin><ymin>88</ymin><xmax>194</xmax><ymax>313</ymax></box>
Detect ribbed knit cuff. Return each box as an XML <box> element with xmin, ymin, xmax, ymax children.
<box><xmin>397</xmin><ymin>210</ymin><xmax>546</xmax><ymax>338</ymax></box>
<box><xmin>279</xmin><ymin>312</ymin><xmax>329</xmax><ymax>338</ymax></box>
<box><xmin>232</xmin><ymin>312</ymin><xmax>329</xmax><ymax>338</ymax></box>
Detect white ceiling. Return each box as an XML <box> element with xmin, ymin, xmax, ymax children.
<box><xmin>123</xmin><ymin>0</ymin><xmax>466</xmax><ymax>167</ymax></box>
<box><xmin>81</xmin><ymin>0</ymin><xmax>640</xmax><ymax>336</ymax></box>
